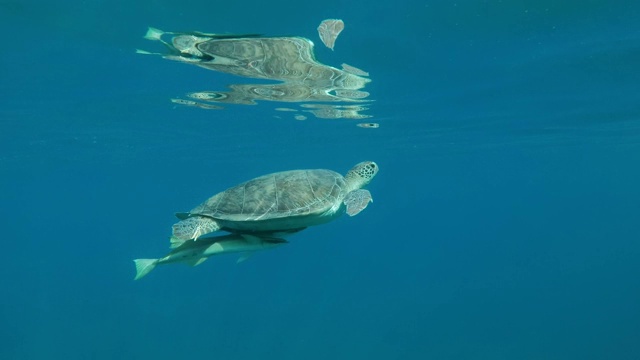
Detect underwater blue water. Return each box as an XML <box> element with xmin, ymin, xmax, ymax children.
<box><xmin>1</xmin><ymin>1</ymin><xmax>639</xmax><ymax>359</ymax></box>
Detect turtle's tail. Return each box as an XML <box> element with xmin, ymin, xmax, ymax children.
<box><xmin>133</xmin><ymin>259</ymin><xmax>159</xmax><ymax>280</ymax></box>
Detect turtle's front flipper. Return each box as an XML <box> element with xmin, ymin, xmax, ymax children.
<box><xmin>171</xmin><ymin>216</ymin><xmax>220</xmax><ymax>244</ymax></box>
<box><xmin>343</xmin><ymin>189</ymin><xmax>372</xmax><ymax>216</ymax></box>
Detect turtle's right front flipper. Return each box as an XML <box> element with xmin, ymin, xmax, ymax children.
<box><xmin>343</xmin><ymin>189</ymin><xmax>373</xmax><ymax>216</ymax></box>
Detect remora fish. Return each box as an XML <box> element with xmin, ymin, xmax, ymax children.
<box><xmin>133</xmin><ymin>234</ymin><xmax>287</xmax><ymax>280</ymax></box>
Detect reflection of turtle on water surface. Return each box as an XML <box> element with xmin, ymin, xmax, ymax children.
<box><xmin>140</xmin><ymin>27</ymin><xmax>370</xmax><ymax>89</ymax></box>
<box><xmin>171</xmin><ymin>161</ymin><xmax>379</xmax><ymax>248</ymax></box>
<box><xmin>138</xmin><ymin>27</ymin><xmax>374</xmax><ymax>121</ymax></box>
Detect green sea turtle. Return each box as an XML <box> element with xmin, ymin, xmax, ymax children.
<box><xmin>170</xmin><ymin>161</ymin><xmax>378</xmax><ymax>247</ymax></box>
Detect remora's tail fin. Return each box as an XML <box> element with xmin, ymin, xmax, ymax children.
<box><xmin>133</xmin><ymin>259</ymin><xmax>159</xmax><ymax>280</ymax></box>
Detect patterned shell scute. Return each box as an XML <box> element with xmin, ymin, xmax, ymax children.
<box><xmin>190</xmin><ymin>169</ymin><xmax>346</xmax><ymax>221</ymax></box>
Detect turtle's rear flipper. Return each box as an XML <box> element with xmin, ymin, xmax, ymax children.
<box><xmin>171</xmin><ymin>216</ymin><xmax>220</xmax><ymax>244</ymax></box>
<box><xmin>169</xmin><ymin>236</ymin><xmax>188</xmax><ymax>249</ymax></box>
<box><xmin>344</xmin><ymin>189</ymin><xmax>372</xmax><ymax>216</ymax></box>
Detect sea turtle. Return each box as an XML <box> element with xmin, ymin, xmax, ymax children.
<box><xmin>170</xmin><ymin>161</ymin><xmax>378</xmax><ymax>247</ymax></box>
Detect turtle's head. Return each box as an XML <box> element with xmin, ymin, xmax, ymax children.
<box><xmin>346</xmin><ymin>161</ymin><xmax>378</xmax><ymax>188</ymax></box>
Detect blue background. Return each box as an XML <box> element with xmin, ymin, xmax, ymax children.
<box><xmin>1</xmin><ymin>1</ymin><xmax>639</xmax><ymax>359</ymax></box>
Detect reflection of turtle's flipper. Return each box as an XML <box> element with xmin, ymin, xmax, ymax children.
<box><xmin>142</xmin><ymin>27</ymin><xmax>176</xmax><ymax>52</ymax></box>
<box><xmin>144</xmin><ymin>27</ymin><xmax>170</xmax><ymax>41</ymax></box>
<box><xmin>135</xmin><ymin>49</ymin><xmax>162</xmax><ymax>56</ymax></box>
